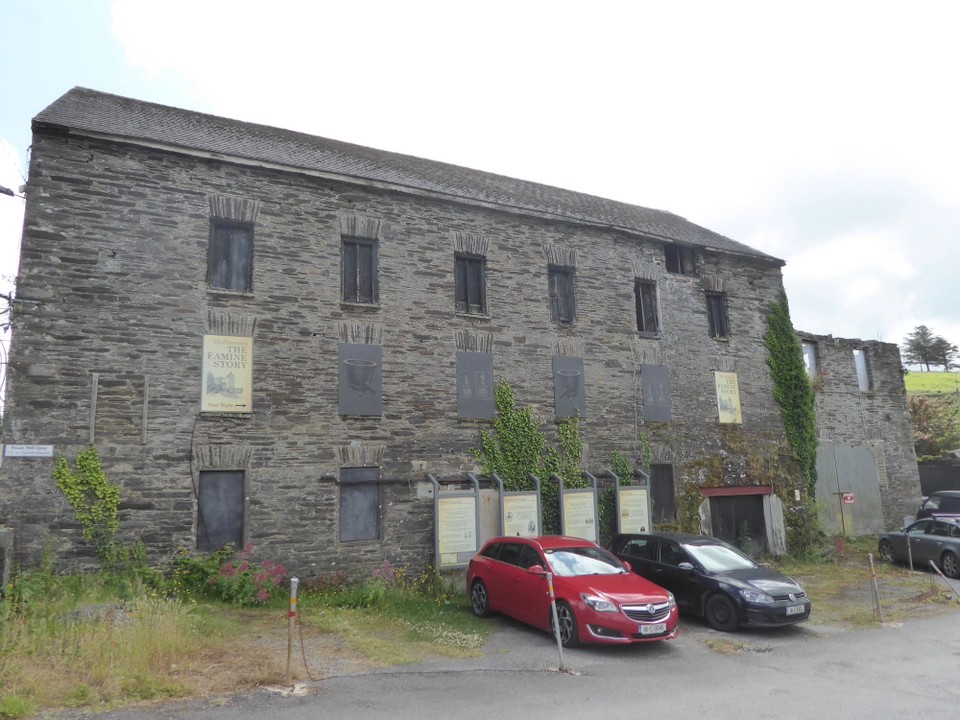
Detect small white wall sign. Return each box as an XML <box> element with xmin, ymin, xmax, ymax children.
<box><xmin>4</xmin><ymin>444</ymin><xmax>55</xmax><ymax>457</ymax></box>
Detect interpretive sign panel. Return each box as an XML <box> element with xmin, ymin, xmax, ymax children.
<box><xmin>562</xmin><ymin>490</ymin><xmax>597</xmax><ymax>542</ymax></box>
<box><xmin>437</xmin><ymin>495</ymin><xmax>478</xmax><ymax>569</ymax></box>
<box><xmin>503</xmin><ymin>493</ymin><xmax>539</xmax><ymax>537</ymax></box>
<box><xmin>618</xmin><ymin>485</ymin><xmax>652</xmax><ymax>534</ymax></box>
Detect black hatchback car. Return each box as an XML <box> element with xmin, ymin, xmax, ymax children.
<box><xmin>609</xmin><ymin>532</ymin><xmax>811</xmax><ymax>632</ymax></box>
<box><xmin>916</xmin><ymin>490</ymin><xmax>960</xmax><ymax>521</ymax></box>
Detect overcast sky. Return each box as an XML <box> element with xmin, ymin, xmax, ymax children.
<box><xmin>2</xmin><ymin>0</ymin><xmax>959</xmax><ymax>374</ymax></box>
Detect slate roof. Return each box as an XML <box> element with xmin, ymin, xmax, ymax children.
<box><xmin>33</xmin><ymin>87</ymin><xmax>782</xmax><ymax>265</ymax></box>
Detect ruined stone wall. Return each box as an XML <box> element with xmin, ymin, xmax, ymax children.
<box><xmin>0</xmin><ymin>130</ymin><xmax>794</xmax><ymax>576</ymax></box>
<box><xmin>803</xmin><ymin>333</ymin><xmax>921</xmax><ymax>529</ymax></box>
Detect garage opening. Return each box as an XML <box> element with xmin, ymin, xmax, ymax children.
<box><xmin>700</xmin><ymin>486</ymin><xmax>774</xmax><ymax>557</ymax></box>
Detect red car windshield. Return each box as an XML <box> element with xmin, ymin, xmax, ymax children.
<box><xmin>545</xmin><ymin>546</ymin><xmax>627</xmax><ymax>577</ymax></box>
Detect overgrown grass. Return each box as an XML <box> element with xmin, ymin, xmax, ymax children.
<box><xmin>300</xmin><ymin>562</ymin><xmax>487</xmax><ymax>663</ymax></box>
<box><xmin>904</xmin><ymin>370</ymin><xmax>960</xmax><ymax>395</ymax></box>
<box><xmin>777</xmin><ymin>535</ymin><xmax>956</xmax><ymax>627</ymax></box>
<box><xmin>0</xmin><ymin>577</ymin><xmax>210</xmax><ymax>717</ymax></box>
<box><xmin>0</xmin><ymin>559</ymin><xmax>489</xmax><ymax>718</ymax></box>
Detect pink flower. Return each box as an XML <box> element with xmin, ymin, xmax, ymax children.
<box><xmin>237</xmin><ymin>561</ymin><xmax>249</xmax><ymax>573</ymax></box>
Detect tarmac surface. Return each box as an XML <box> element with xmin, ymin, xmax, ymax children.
<box><xmin>43</xmin><ymin>607</ymin><xmax>960</xmax><ymax>720</ymax></box>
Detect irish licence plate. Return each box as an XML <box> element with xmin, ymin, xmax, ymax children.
<box><xmin>785</xmin><ymin>604</ymin><xmax>805</xmax><ymax>616</ymax></box>
<box><xmin>640</xmin><ymin>622</ymin><xmax>667</xmax><ymax>635</ymax></box>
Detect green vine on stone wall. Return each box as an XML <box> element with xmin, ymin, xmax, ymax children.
<box><xmin>764</xmin><ymin>296</ymin><xmax>818</xmax><ymax>497</ymax></box>
<box><xmin>473</xmin><ymin>381</ymin><xmax>549</xmax><ymax>491</ymax></box>
<box><xmin>472</xmin><ymin>380</ymin><xmax>585</xmax><ymax>533</ymax></box>
<box><xmin>53</xmin><ymin>446</ymin><xmax>121</xmax><ymax>563</ymax></box>
<box><xmin>598</xmin><ymin>450</ymin><xmax>634</xmax><ymax>545</ymax></box>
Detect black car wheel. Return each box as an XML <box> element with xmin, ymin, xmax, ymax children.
<box><xmin>551</xmin><ymin>601</ymin><xmax>580</xmax><ymax>647</ymax></box>
<box><xmin>941</xmin><ymin>551</ymin><xmax>960</xmax><ymax>579</ymax></box>
<box><xmin>878</xmin><ymin>538</ymin><xmax>894</xmax><ymax>563</ymax></box>
<box><xmin>470</xmin><ymin>580</ymin><xmax>492</xmax><ymax>618</ymax></box>
<box><xmin>705</xmin><ymin>593</ymin><xmax>739</xmax><ymax>632</ymax></box>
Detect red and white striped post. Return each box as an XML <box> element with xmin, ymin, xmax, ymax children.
<box><xmin>286</xmin><ymin>577</ymin><xmax>299</xmax><ymax>687</ymax></box>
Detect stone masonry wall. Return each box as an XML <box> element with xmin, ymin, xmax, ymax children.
<box><xmin>0</xmin><ymin>129</ymin><xmax>796</xmax><ymax>577</ymax></box>
<box><xmin>803</xmin><ymin>333</ymin><xmax>921</xmax><ymax>529</ymax></box>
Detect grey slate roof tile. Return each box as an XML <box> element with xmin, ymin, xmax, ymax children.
<box><xmin>33</xmin><ymin>87</ymin><xmax>781</xmax><ymax>265</ymax></box>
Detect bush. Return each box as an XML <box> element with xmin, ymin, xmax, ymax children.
<box><xmin>165</xmin><ymin>545</ymin><xmax>288</xmax><ymax>606</ymax></box>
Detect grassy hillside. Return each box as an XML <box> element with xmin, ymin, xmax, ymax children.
<box><xmin>904</xmin><ymin>370</ymin><xmax>960</xmax><ymax>395</ymax></box>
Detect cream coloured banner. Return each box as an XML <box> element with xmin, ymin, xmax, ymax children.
<box><xmin>202</xmin><ymin>335</ymin><xmax>253</xmax><ymax>412</ymax></box>
<box><xmin>714</xmin><ymin>371</ymin><xmax>742</xmax><ymax>424</ymax></box>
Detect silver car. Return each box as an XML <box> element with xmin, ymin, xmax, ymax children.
<box><xmin>878</xmin><ymin>517</ymin><xmax>960</xmax><ymax>578</ymax></box>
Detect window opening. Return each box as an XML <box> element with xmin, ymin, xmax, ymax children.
<box><xmin>635</xmin><ymin>280</ymin><xmax>659</xmax><ymax>333</ymax></box>
<box><xmin>854</xmin><ymin>348</ymin><xmax>871</xmax><ymax>391</ymax></box>
<box><xmin>664</xmin><ymin>245</ymin><xmax>696</xmax><ymax>275</ymax></box>
<box><xmin>455</xmin><ymin>254</ymin><xmax>487</xmax><ymax>314</ymax></box>
<box><xmin>342</xmin><ymin>236</ymin><xmax>378</xmax><ymax>304</ymax></box>
<box><xmin>548</xmin><ymin>266</ymin><xmax>576</xmax><ymax>323</ymax></box>
<box><xmin>801</xmin><ymin>341</ymin><xmax>818</xmax><ymax>377</ymax></box>
<box><xmin>706</xmin><ymin>291</ymin><xmax>729</xmax><ymax>338</ymax></box>
<box><xmin>208</xmin><ymin>221</ymin><xmax>253</xmax><ymax>291</ymax></box>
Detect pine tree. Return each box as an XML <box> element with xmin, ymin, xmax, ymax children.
<box><xmin>902</xmin><ymin>325</ymin><xmax>952</xmax><ymax>371</ymax></box>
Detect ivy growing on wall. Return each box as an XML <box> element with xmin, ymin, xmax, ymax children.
<box><xmin>597</xmin><ymin>450</ymin><xmax>634</xmax><ymax>545</ymax></box>
<box><xmin>53</xmin><ymin>445</ymin><xmax>121</xmax><ymax>563</ymax></box>
<box><xmin>472</xmin><ymin>380</ymin><xmax>585</xmax><ymax>534</ymax></box>
<box><xmin>473</xmin><ymin>381</ymin><xmax>549</xmax><ymax>490</ymax></box>
<box><xmin>764</xmin><ymin>296</ymin><xmax>821</xmax><ymax>556</ymax></box>
<box><xmin>764</xmin><ymin>296</ymin><xmax>818</xmax><ymax>496</ymax></box>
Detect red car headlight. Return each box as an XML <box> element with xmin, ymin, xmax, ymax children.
<box><xmin>580</xmin><ymin>594</ymin><xmax>618</xmax><ymax>613</ymax></box>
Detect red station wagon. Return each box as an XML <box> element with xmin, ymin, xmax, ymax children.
<box><xmin>466</xmin><ymin>535</ymin><xmax>679</xmax><ymax>647</ymax></box>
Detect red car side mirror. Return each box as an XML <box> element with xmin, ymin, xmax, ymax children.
<box><xmin>528</xmin><ymin>564</ymin><xmax>547</xmax><ymax>576</ymax></box>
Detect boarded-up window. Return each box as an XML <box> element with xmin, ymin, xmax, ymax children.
<box><xmin>548</xmin><ymin>266</ymin><xmax>576</xmax><ymax>323</ymax></box>
<box><xmin>340</xmin><ymin>467</ymin><xmax>380</xmax><ymax>542</ymax></box>
<box><xmin>635</xmin><ymin>280</ymin><xmax>659</xmax><ymax>333</ymax></box>
<box><xmin>455</xmin><ymin>254</ymin><xmax>486</xmax><ymax>314</ymax></box>
<box><xmin>208</xmin><ymin>221</ymin><xmax>253</xmax><ymax>292</ymax></box>
<box><xmin>706</xmin><ymin>291</ymin><xmax>729</xmax><ymax>338</ymax></box>
<box><xmin>456</xmin><ymin>351</ymin><xmax>495</xmax><ymax>419</ymax></box>
<box><xmin>197</xmin><ymin>470</ymin><xmax>244</xmax><ymax>551</ymax></box>
<box><xmin>342</xmin><ymin>237</ymin><xmax>378</xmax><ymax>304</ymax></box>
<box><xmin>641</xmin><ymin>364</ymin><xmax>671</xmax><ymax>422</ymax></box>
<box><xmin>553</xmin><ymin>355</ymin><xmax>586</xmax><ymax>419</ymax></box>
<box><xmin>650</xmin><ymin>464</ymin><xmax>676</xmax><ymax>524</ymax></box>
<box><xmin>338</xmin><ymin>343</ymin><xmax>383</xmax><ymax>416</ymax></box>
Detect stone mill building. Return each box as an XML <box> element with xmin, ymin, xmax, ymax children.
<box><xmin>0</xmin><ymin>88</ymin><xmax>919</xmax><ymax>577</ymax></box>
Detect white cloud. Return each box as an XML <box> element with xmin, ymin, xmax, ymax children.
<box><xmin>100</xmin><ymin>1</ymin><xmax>960</xmax><ymax>351</ymax></box>
<box><xmin>0</xmin><ymin>139</ymin><xmax>25</xmax><ymax>296</ymax></box>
